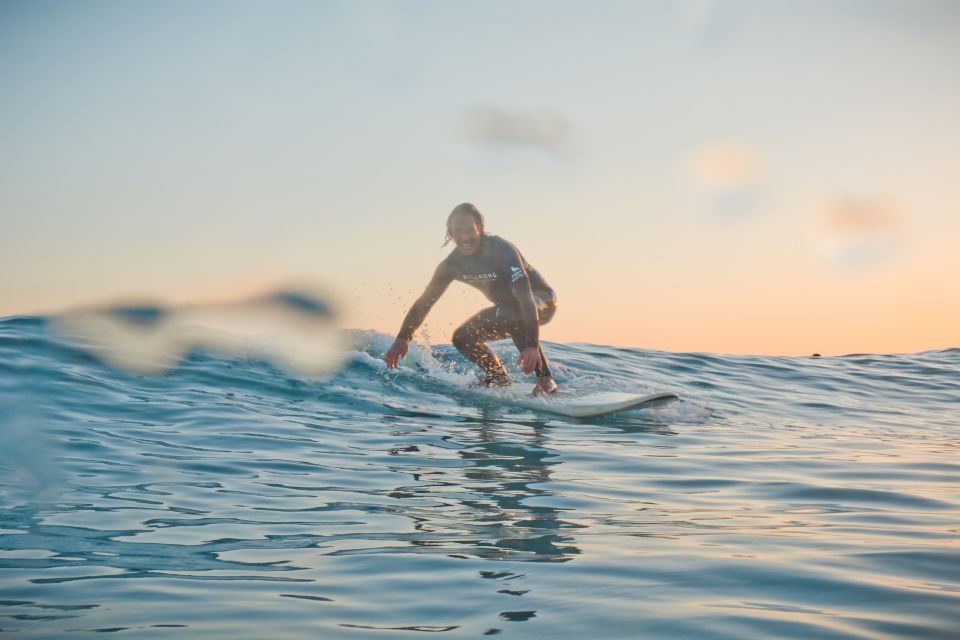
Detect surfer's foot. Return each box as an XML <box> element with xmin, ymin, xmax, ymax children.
<box><xmin>483</xmin><ymin>372</ymin><xmax>512</xmax><ymax>388</ymax></box>
<box><xmin>533</xmin><ymin>376</ymin><xmax>558</xmax><ymax>396</ymax></box>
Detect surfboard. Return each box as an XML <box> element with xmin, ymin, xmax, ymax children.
<box><xmin>473</xmin><ymin>384</ymin><xmax>679</xmax><ymax>418</ymax></box>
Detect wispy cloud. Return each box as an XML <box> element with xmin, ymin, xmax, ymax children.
<box><xmin>459</xmin><ymin>106</ymin><xmax>572</xmax><ymax>154</ymax></box>
<box><xmin>813</xmin><ymin>198</ymin><xmax>906</xmax><ymax>272</ymax></box>
<box><xmin>688</xmin><ymin>141</ymin><xmax>762</xmax><ymax>218</ymax></box>
<box><xmin>677</xmin><ymin>0</ymin><xmax>740</xmax><ymax>50</ymax></box>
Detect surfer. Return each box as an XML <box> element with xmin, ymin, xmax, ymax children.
<box><xmin>384</xmin><ymin>203</ymin><xmax>559</xmax><ymax>395</ymax></box>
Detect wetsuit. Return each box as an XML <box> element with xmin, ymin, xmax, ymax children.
<box><xmin>396</xmin><ymin>234</ymin><xmax>557</xmax><ymax>382</ymax></box>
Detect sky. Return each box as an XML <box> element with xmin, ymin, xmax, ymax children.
<box><xmin>1</xmin><ymin>0</ymin><xmax>958</xmax><ymax>356</ymax></box>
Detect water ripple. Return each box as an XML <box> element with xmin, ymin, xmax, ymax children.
<box><xmin>0</xmin><ymin>318</ymin><xmax>957</xmax><ymax>637</ymax></box>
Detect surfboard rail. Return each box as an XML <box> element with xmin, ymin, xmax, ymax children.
<box><xmin>473</xmin><ymin>385</ymin><xmax>679</xmax><ymax>417</ymax></box>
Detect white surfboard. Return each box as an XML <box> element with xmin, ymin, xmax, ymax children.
<box><xmin>473</xmin><ymin>384</ymin><xmax>679</xmax><ymax>418</ymax></box>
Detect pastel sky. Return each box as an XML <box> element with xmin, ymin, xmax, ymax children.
<box><xmin>2</xmin><ymin>0</ymin><xmax>958</xmax><ymax>356</ymax></box>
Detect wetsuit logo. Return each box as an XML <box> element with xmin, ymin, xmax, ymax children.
<box><xmin>462</xmin><ymin>272</ymin><xmax>497</xmax><ymax>282</ymax></box>
<box><xmin>510</xmin><ymin>266</ymin><xmax>525</xmax><ymax>283</ymax></box>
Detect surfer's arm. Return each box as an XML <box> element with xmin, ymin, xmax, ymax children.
<box><xmin>492</xmin><ymin>240</ymin><xmax>553</xmax><ymax>388</ymax></box>
<box><xmin>514</xmin><ymin>285</ymin><xmax>543</xmax><ymax>374</ymax></box>
<box><xmin>397</xmin><ymin>264</ymin><xmax>453</xmax><ymax>341</ymax></box>
<box><xmin>506</xmin><ymin>263</ymin><xmax>545</xmax><ymax>375</ymax></box>
<box><xmin>513</xmin><ymin>281</ymin><xmax>540</xmax><ymax>350</ymax></box>
<box><xmin>385</xmin><ymin>264</ymin><xmax>453</xmax><ymax>368</ymax></box>
<box><xmin>501</xmin><ymin>242</ymin><xmax>540</xmax><ymax>350</ymax></box>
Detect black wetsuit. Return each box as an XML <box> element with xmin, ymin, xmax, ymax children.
<box><xmin>397</xmin><ymin>234</ymin><xmax>557</xmax><ymax>381</ymax></box>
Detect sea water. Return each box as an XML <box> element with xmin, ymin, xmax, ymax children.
<box><xmin>1</xmin><ymin>315</ymin><xmax>958</xmax><ymax>638</ymax></box>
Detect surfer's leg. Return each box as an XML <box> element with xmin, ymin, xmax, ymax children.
<box><xmin>451</xmin><ymin>308</ymin><xmax>514</xmax><ymax>385</ymax></box>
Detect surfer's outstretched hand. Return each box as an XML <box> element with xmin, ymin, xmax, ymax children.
<box><xmin>519</xmin><ymin>347</ymin><xmax>542</xmax><ymax>374</ymax></box>
<box><xmin>385</xmin><ymin>338</ymin><xmax>408</xmax><ymax>369</ymax></box>
<box><xmin>518</xmin><ymin>347</ymin><xmax>542</xmax><ymax>374</ymax></box>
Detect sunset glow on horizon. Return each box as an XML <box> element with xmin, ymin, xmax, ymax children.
<box><xmin>2</xmin><ymin>1</ymin><xmax>957</xmax><ymax>356</ymax></box>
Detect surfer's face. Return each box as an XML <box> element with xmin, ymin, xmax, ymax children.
<box><xmin>450</xmin><ymin>214</ymin><xmax>482</xmax><ymax>256</ymax></box>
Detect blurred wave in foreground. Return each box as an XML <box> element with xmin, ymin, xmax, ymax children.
<box><xmin>49</xmin><ymin>284</ymin><xmax>346</xmax><ymax>377</ymax></box>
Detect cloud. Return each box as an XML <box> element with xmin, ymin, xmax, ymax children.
<box><xmin>814</xmin><ymin>198</ymin><xmax>906</xmax><ymax>272</ymax></box>
<box><xmin>677</xmin><ymin>0</ymin><xmax>741</xmax><ymax>50</ymax></box>
<box><xmin>688</xmin><ymin>141</ymin><xmax>763</xmax><ymax>218</ymax></box>
<box><xmin>693</xmin><ymin>143</ymin><xmax>759</xmax><ymax>187</ymax></box>
<box><xmin>820</xmin><ymin>198</ymin><xmax>901</xmax><ymax>234</ymax></box>
<box><xmin>460</xmin><ymin>106</ymin><xmax>572</xmax><ymax>154</ymax></box>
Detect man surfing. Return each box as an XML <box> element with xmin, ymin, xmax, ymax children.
<box><xmin>384</xmin><ymin>203</ymin><xmax>559</xmax><ymax>395</ymax></box>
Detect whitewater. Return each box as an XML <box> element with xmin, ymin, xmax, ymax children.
<box><xmin>1</xmin><ymin>315</ymin><xmax>958</xmax><ymax>638</ymax></box>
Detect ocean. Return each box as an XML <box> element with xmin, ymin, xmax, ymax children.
<box><xmin>1</xmin><ymin>314</ymin><xmax>958</xmax><ymax>638</ymax></box>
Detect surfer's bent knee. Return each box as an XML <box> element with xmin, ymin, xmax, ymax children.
<box><xmin>451</xmin><ymin>325</ymin><xmax>473</xmax><ymax>352</ymax></box>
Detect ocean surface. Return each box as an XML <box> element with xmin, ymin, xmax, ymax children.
<box><xmin>1</xmin><ymin>315</ymin><xmax>958</xmax><ymax>638</ymax></box>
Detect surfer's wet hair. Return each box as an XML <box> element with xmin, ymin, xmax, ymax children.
<box><xmin>444</xmin><ymin>203</ymin><xmax>486</xmax><ymax>246</ymax></box>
